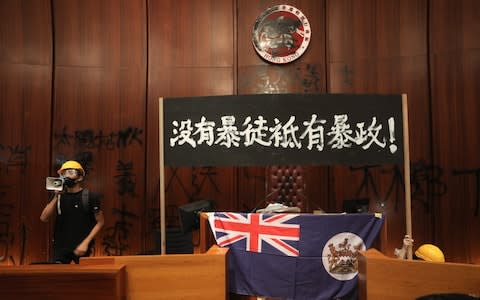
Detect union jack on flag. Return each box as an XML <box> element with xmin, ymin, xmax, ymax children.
<box><xmin>208</xmin><ymin>212</ymin><xmax>301</xmax><ymax>257</ymax></box>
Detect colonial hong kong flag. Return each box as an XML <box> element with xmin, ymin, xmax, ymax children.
<box><xmin>208</xmin><ymin>212</ymin><xmax>384</xmax><ymax>300</ymax></box>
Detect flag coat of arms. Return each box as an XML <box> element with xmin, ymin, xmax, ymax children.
<box><xmin>208</xmin><ymin>212</ymin><xmax>384</xmax><ymax>300</ymax></box>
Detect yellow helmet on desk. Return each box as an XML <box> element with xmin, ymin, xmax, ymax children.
<box><xmin>415</xmin><ymin>244</ymin><xmax>445</xmax><ymax>262</ymax></box>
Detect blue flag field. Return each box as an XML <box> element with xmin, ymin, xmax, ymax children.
<box><xmin>208</xmin><ymin>212</ymin><xmax>384</xmax><ymax>300</ymax></box>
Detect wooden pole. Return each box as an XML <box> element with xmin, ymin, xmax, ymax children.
<box><xmin>158</xmin><ymin>97</ymin><xmax>166</xmax><ymax>255</ymax></box>
<box><xmin>402</xmin><ymin>94</ymin><xmax>413</xmax><ymax>259</ymax></box>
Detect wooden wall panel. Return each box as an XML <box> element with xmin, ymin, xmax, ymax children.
<box><xmin>236</xmin><ymin>0</ymin><xmax>330</xmax><ymax>213</ymax></box>
<box><xmin>54</xmin><ymin>0</ymin><xmax>146</xmax><ymax>67</ymax></box>
<box><xmin>430</xmin><ymin>0</ymin><xmax>480</xmax><ymax>263</ymax></box>
<box><xmin>0</xmin><ymin>65</ymin><xmax>53</xmax><ymax>265</ymax></box>
<box><xmin>148</xmin><ymin>0</ymin><xmax>233</xmax><ymax>68</ymax></box>
<box><xmin>146</xmin><ymin>0</ymin><xmax>235</xmax><ymax>250</ymax></box>
<box><xmin>327</xmin><ymin>0</ymin><xmax>431</xmax><ymax>256</ymax></box>
<box><xmin>0</xmin><ymin>0</ymin><xmax>52</xmax><ymax>65</ymax></box>
<box><xmin>430</xmin><ymin>0</ymin><xmax>480</xmax><ymax>52</ymax></box>
<box><xmin>52</xmin><ymin>0</ymin><xmax>147</xmax><ymax>256</ymax></box>
<box><xmin>0</xmin><ymin>0</ymin><xmax>52</xmax><ymax>265</ymax></box>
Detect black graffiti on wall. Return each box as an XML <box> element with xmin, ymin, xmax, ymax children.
<box><xmin>351</xmin><ymin>165</ymin><xmax>382</xmax><ymax>203</ymax></box>
<box><xmin>148</xmin><ymin>166</ymin><xmax>222</xmax><ymax>236</ymax></box>
<box><xmin>102</xmin><ymin>160</ymin><xmax>139</xmax><ymax>255</ymax></box>
<box><xmin>238</xmin><ymin>64</ymin><xmax>322</xmax><ymax>94</ymax></box>
<box><xmin>350</xmin><ymin>161</ymin><xmax>448</xmax><ymax>211</ymax></box>
<box><xmin>102</xmin><ymin>203</ymin><xmax>138</xmax><ymax>256</ymax></box>
<box><xmin>149</xmin><ymin>179</ymin><xmax>185</xmax><ymax>235</ymax></box>
<box><xmin>0</xmin><ymin>143</ymin><xmax>30</xmax><ymax>265</ymax></box>
<box><xmin>54</xmin><ymin>126</ymin><xmax>143</xmax><ymax>150</ymax></box>
<box><xmin>191</xmin><ymin>166</ymin><xmax>219</xmax><ymax>198</ymax></box>
<box><xmin>0</xmin><ymin>144</ymin><xmax>31</xmax><ymax>174</ymax></box>
<box><xmin>115</xmin><ymin>160</ymin><xmax>136</xmax><ymax>196</ymax></box>
<box><xmin>410</xmin><ymin>161</ymin><xmax>447</xmax><ymax>212</ymax></box>
<box><xmin>297</xmin><ymin>63</ymin><xmax>321</xmax><ymax>93</ymax></box>
<box><xmin>165</xmin><ymin>167</ymin><xmax>190</xmax><ymax>200</ymax></box>
<box><xmin>165</xmin><ymin>166</ymin><xmax>221</xmax><ymax>202</ymax></box>
<box><xmin>0</xmin><ymin>205</ymin><xmax>14</xmax><ymax>264</ymax></box>
<box><xmin>381</xmin><ymin>165</ymin><xmax>405</xmax><ymax>210</ymax></box>
<box><xmin>340</xmin><ymin>65</ymin><xmax>353</xmax><ymax>87</ymax></box>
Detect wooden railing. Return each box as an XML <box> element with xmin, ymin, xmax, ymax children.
<box><xmin>358</xmin><ymin>248</ymin><xmax>480</xmax><ymax>300</ymax></box>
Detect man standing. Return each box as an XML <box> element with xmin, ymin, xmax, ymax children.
<box><xmin>40</xmin><ymin>160</ymin><xmax>104</xmax><ymax>264</ymax></box>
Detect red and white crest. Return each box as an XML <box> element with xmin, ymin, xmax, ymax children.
<box><xmin>252</xmin><ymin>5</ymin><xmax>311</xmax><ymax>64</ymax></box>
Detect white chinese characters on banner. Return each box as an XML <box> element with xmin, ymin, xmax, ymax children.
<box><xmin>169</xmin><ymin>114</ymin><xmax>397</xmax><ymax>154</ymax></box>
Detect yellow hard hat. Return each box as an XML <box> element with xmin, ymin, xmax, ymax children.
<box><xmin>57</xmin><ymin>160</ymin><xmax>85</xmax><ymax>176</ymax></box>
<box><xmin>415</xmin><ymin>244</ymin><xmax>445</xmax><ymax>262</ymax></box>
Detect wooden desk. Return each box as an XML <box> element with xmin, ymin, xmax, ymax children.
<box><xmin>80</xmin><ymin>246</ymin><xmax>228</xmax><ymax>300</ymax></box>
<box><xmin>0</xmin><ymin>264</ymin><xmax>125</xmax><ymax>300</ymax></box>
<box><xmin>358</xmin><ymin>248</ymin><xmax>480</xmax><ymax>300</ymax></box>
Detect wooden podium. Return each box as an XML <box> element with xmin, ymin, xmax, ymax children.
<box><xmin>358</xmin><ymin>248</ymin><xmax>480</xmax><ymax>300</ymax></box>
<box><xmin>80</xmin><ymin>245</ymin><xmax>228</xmax><ymax>300</ymax></box>
<box><xmin>0</xmin><ymin>264</ymin><xmax>126</xmax><ymax>300</ymax></box>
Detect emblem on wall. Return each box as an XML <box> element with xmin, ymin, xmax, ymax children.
<box><xmin>252</xmin><ymin>4</ymin><xmax>311</xmax><ymax>64</ymax></box>
<box><xmin>322</xmin><ymin>232</ymin><xmax>366</xmax><ymax>281</ymax></box>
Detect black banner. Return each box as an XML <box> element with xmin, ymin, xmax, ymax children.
<box><xmin>164</xmin><ymin>94</ymin><xmax>404</xmax><ymax>166</ymax></box>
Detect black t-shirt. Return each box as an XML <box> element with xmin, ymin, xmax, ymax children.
<box><xmin>53</xmin><ymin>189</ymin><xmax>101</xmax><ymax>250</ymax></box>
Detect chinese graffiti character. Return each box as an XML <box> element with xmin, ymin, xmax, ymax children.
<box><xmin>102</xmin><ymin>204</ymin><xmax>137</xmax><ymax>256</ymax></box>
<box><xmin>115</xmin><ymin>160</ymin><xmax>136</xmax><ymax>197</ymax></box>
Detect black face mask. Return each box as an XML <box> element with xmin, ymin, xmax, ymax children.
<box><xmin>64</xmin><ymin>177</ymin><xmax>77</xmax><ymax>187</ymax></box>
